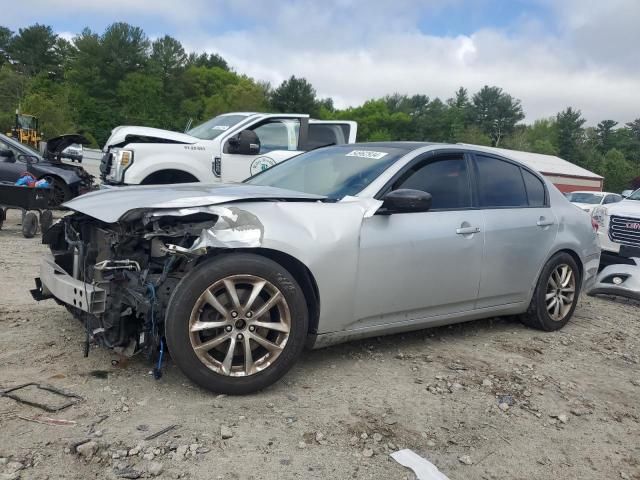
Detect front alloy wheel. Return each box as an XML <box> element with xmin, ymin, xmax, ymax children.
<box><xmin>189</xmin><ymin>275</ymin><xmax>291</xmax><ymax>377</ymax></box>
<box><xmin>165</xmin><ymin>254</ymin><xmax>308</xmax><ymax>394</ymax></box>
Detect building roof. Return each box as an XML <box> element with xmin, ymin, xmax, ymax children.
<box><xmin>460</xmin><ymin>144</ymin><xmax>603</xmax><ymax>180</ymax></box>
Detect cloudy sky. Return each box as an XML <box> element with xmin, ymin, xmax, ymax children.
<box><xmin>5</xmin><ymin>0</ymin><xmax>640</xmax><ymax>124</ymax></box>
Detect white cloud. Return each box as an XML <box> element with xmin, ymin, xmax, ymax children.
<box><xmin>8</xmin><ymin>0</ymin><xmax>640</xmax><ymax>123</ymax></box>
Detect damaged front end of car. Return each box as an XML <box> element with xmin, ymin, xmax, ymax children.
<box><xmin>31</xmin><ymin>204</ymin><xmax>264</xmax><ymax>375</ymax></box>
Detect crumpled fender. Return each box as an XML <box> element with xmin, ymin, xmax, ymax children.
<box><xmin>588</xmin><ymin>258</ymin><xmax>640</xmax><ymax>301</ymax></box>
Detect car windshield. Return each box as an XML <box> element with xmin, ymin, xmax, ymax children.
<box><xmin>187</xmin><ymin>114</ymin><xmax>247</xmax><ymax>140</ymax></box>
<box><xmin>566</xmin><ymin>192</ymin><xmax>603</xmax><ymax>204</ymax></box>
<box><xmin>245</xmin><ymin>145</ymin><xmax>406</xmax><ymax>199</ymax></box>
<box><xmin>626</xmin><ymin>189</ymin><xmax>640</xmax><ymax>201</ymax></box>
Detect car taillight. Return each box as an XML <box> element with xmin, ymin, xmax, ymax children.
<box><xmin>591</xmin><ymin>217</ymin><xmax>599</xmax><ymax>232</ymax></box>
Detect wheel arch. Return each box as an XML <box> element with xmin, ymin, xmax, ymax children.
<box><xmin>195</xmin><ymin>248</ymin><xmax>321</xmax><ymax>338</ymax></box>
<box><xmin>141</xmin><ymin>169</ymin><xmax>199</xmax><ymax>185</ymax></box>
<box><xmin>549</xmin><ymin>248</ymin><xmax>584</xmax><ymax>283</ymax></box>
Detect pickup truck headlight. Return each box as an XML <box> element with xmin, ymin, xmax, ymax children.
<box><xmin>110</xmin><ymin>149</ymin><xmax>134</xmax><ymax>182</ymax></box>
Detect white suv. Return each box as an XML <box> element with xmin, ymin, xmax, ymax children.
<box><xmin>592</xmin><ymin>188</ymin><xmax>640</xmax><ymax>264</ymax></box>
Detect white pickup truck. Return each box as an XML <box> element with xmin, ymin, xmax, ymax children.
<box><xmin>99</xmin><ymin>112</ymin><xmax>357</xmax><ymax>185</ymax></box>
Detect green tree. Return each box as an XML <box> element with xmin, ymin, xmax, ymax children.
<box><xmin>100</xmin><ymin>23</ymin><xmax>149</xmax><ymax>87</ymax></box>
<box><xmin>150</xmin><ymin>35</ymin><xmax>187</xmax><ymax>80</ymax></box>
<box><xmin>599</xmin><ymin>148</ymin><xmax>635</xmax><ymax>192</ymax></box>
<box><xmin>7</xmin><ymin>24</ymin><xmax>59</xmax><ymax>76</ymax></box>
<box><xmin>186</xmin><ymin>52</ymin><xmax>229</xmax><ymax>70</ymax></box>
<box><xmin>471</xmin><ymin>86</ymin><xmax>524</xmax><ymax>146</ymax></box>
<box><xmin>555</xmin><ymin>107</ymin><xmax>586</xmax><ymax>162</ymax></box>
<box><xmin>0</xmin><ymin>26</ymin><xmax>12</xmax><ymax>65</ymax></box>
<box><xmin>595</xmin><ymin>119</ymin><xmax>618</xmax><ymax>153</ymax></box>
<box><xmin>270</xmin><ymin>76</ymin><xmax>320</xmax><ymax>116</ymax></box>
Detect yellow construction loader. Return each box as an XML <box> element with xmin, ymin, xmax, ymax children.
<box><xmin>6</xmin><ymin>112</ymin><xmax>41</xmax><ymax>149</ymax></box>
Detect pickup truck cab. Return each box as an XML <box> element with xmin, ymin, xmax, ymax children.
<box><xmin>100</xmin><ymin>112</ymin><xmax>357</xmax><ymax>185</ymax></box>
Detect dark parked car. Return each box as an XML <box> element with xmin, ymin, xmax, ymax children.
<box><xmin>0</xmin><ymin>133</ymin><xmax>94</xmax><ymax>207</ymax></box>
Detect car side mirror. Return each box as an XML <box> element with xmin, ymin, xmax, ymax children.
<box><xmin>227</xmin><ymin>130</ymin><xmax>261</xmax><ymax>155</ymax></box>
<box><xmin>380</xmin><ymin>189</ymin><xmax>432</xmax><ymax>214</ymax></box>
<box><xmin>0</xmin><ymin>149</ymin><xmax>15</xmax><ymax>162</ymax></box>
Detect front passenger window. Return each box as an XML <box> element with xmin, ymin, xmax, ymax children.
<box><xmin>252</xmin><ymin>119</ymin><xmax>300</xmax><ymax>153</ymax></box>
<box><xmin>393</xmin><ymin>156</ymin><xmax>471</xmax><ymax>210</ymax></box>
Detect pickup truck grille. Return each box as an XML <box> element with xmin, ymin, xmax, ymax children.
<box><xmin>609</xmin><ymin>215</ymin><xmax>640</xmax><ymax>247</ymax></box>
<box><xmin>99</xmin><ymin>152</ymin><xmax>113</xmax><ymax>180</ymax></box>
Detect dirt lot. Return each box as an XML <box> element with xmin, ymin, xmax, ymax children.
<box><xmin>1</xmin><ymin>209</ymin><xmax>639</xmax><ymax>480</ymax></box>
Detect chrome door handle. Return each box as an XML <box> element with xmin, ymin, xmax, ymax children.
<box><xmin>536</xmin><ymin>218</ymin><xmax>554</xmax><ymax>227</ymax></box>
<box><xmin>456</xmin><ymin>226</ymin><xmax>480</xmax><ymax>235</ymax></box>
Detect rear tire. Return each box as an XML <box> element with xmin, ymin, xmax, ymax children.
<box><xmin>521</xmin><ymin>252</ymin><xmax>581</xmax><ymax>331</ymax></box>
<box><xmin>165</xmin><ymin>253</ymin><xmax>309</xmax><ymax>394</ymax></box>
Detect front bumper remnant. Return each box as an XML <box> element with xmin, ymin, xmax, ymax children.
<box><xmin>588</xmin><ymin>257</ymin><xmax>640</xmax><ymax>301</ymax></box>
<box><xmin>34</xmin><ymin>253</ymin><xmax>107</xmax><ymax>313</ymax></box>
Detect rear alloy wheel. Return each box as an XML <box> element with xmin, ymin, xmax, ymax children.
<box><xmin>165</xmin><ymin>254</ymin><xmax>308</xmax><ymax>394</ymax></box>
<box><xmin>44</xmin><ymin>177</ymin><xmax>71</xmax><ymax>208</ymax></box>
<box><xmin>521</xmin><ymin>252</ymin><xmax>580</xmax><ymax>331</ymax></box>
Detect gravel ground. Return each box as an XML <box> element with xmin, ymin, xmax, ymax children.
<box><xmin>1</xmin><ymin>209</ymin><xmax>639</xmax><ymax>480</ymax></box>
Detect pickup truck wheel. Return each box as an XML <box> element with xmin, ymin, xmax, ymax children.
<box><xmin>165</xmin><ymin>253</ymin><xmax>308</xmax><ymax>394</ymax></box>
<box><xmin>521</xmin><ymin>252</ymin><xmax>580</xmax><ymax>331</ymax></box>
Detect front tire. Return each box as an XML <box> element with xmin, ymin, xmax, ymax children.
<box><xmin>165</xmin><ymin>253</ymin><xmax>309</xmax><ymax>394</ymax></box>
<box><xmin>521</xmin><ymin>252</ymin><xmax>581</xmax><ymax>331</ymax></box>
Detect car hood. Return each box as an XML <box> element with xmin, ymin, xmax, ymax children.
<box><xmin>572</xmin><ymin>202</ymin><xmax>597</xmax><ymax>212</ymax></box>
<box><xmin>63</xmin><ymin>183</ymin><xmax>325</xmax><ymax>223</ymax></box>
<box><xmin>44</xmin><ymin>134</ymin><xmax>89</xmax><ymax>161</ymax></box>
<box><xmin>603</xmin><ymin>200</ymin><xmax>640</xmax><ymax>217</ymax></box>
<box><xmin>104</xmin><ymin>126</ymin><xmax>199</xmax><ymax>149</ymax></box>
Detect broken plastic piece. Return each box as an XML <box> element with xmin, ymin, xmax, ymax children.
<box><xmin>1</xmin><ymin>383</ymin><xmax>82</xmax><ymax>412</ymax></box>
<box><xmin>390</xmin><ymin>449</ymin><xmax>450</xmax><ymax>480</ymax></box>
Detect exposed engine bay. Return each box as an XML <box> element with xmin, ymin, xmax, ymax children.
<box><xmin>34</xmin><ymin>208</ymin><xmax>237</xmax><ymax>374</ymax></box>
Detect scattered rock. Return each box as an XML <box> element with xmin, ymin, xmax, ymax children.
<box><xmin>458</xmin><ymin>455</ymin><xmax>473</xmax><ymax>465</ymax></box>
<box><xmin>113</xmin><ymin>465</ymin><xmax>141</xmax><ymax>479</ymax></box>
<box><xmin>482</xmin><ymin>379</ymin><xmax>493</xmax><ymax>387</ymax></box>
<box><xmin>362</xmin><ymin>448</ymin><xmax>374</xmax><ymax>458</ymax></box>
<box><xmin>315</xmin><ymin>432</ymin><xmax>324</xmax><ymax>443</ymax></box>
<box><xmin>449</xmin><ymin>382</ymin><xmax>464</xmax><ymax>392</ymax></box>
<box><xmin>128</xmin><ymin>446</ymin><xmax>141</xmax><ymax>456</ymax></box>
<box><xmin>175</xmin><ymin>445</ymin><xmax>188</xmax><ymax>457</ymax></box>
<box><xmin>297</xmin><ymin>441</ymin><xmax>306</xmax><ymax>449</ymax></box>
<box><xmin>498</xmin><ymin>402</ymin><xmax>510</xmax><ymax>412</ymax></box>
<box><xmin>142</xmin><ymin>453</ymin><xmax>154</xmax><ymax>461</ymax></box>
<box><xmin>426</xmin><ymin>440</ymin><xmax>436</xmax><ymax>448</ymax></box>
<box><xmin>76</xmin><ymin>441</ymin><xmax>98</xmax><ymax>459</ymax></box>
<box><xmin>570</xmin><ymin>407</ymin><xmax>592</xmax><ymax>417</ymax></box>
<box><xmin>550</xmin><ymin>413</ymin><xmax>569</xmax><ymax>424</ymax></box>
<box><xmin>286</xmin><ymin>393</ymin><xmax>298</xmax><ymax>401</ymax></box>
<box><xmin>372</xmin><ymin>433</ymin><xmax>383</xmax><ymax>443</ymax></box>
<box><xmin>146</xmin><ymin>461</ymin><xmax>164</xmax><ymax>477</ymax></box>
<box><xmin>220</xmin><ymin>425</ymin><xmax>233</xmax><ymax>440</ymax></box>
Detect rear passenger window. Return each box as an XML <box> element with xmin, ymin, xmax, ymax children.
<box><xmin>475</xmin><ymin>155</ymin><xmax>528</xmax><ymax>208</ymax></box>
<box><xmin>522</xmin><ymin>169</ymin><xmax>546</xmax><ymax>207</ymax></box>
<box><xmin>394</xmin><ymin>156</ymin><xmax>471</xmax><ymax>209</ymax></box>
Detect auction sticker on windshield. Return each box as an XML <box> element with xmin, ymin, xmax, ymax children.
<box><xmin>346</xmin><ymin>150</ymin><xmax>388</xmax><ymax>159</ymax></box>
<box><xmin>212</xmin><ymin>125</ymin><xmax>230</xmax><ymax>131</ymax></box>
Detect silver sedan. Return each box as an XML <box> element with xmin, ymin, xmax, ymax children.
<box><xmin>34</xmin><ymin>142</ymin><xmax>601</xmax><ymax>394</ymax></box>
